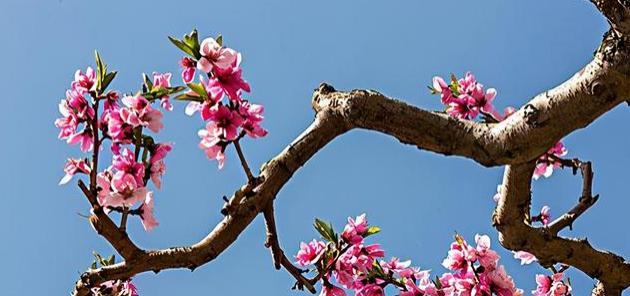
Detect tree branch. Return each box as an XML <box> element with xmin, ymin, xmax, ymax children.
<box><xmin>263</xmin><ymin>203</ymin><xmax>316</xmax><ymax>293</ymax></box>
<box><xmin>72</xmin><ymin>2</ymin><xmax>630</xmax><ymax>293</ymax></box>
<box><xmin>493</xmin><ymin>163</ymin><xmax>630</xmax><ymax>294</ymax></box>
<box><xmin>548</xmin><ymin>161</ymin><xmax>600</xmax><ymax>235</ymax></box>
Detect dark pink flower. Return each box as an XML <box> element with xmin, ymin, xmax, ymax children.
<box><xmin>533</xmin><ymin>141</ymin><xmax>568</xmax><ymax>180</ymax></box>
<box><xmin>355</xmin><ymin>284</ymin><xmax>384</xmax><ymax>296</ymax></box>
<box><xmin>295</xmin><ymin>239</ymin><xmax>326</xmax><ymax>266</ymax></box>
<box><xmin>320</xmin><ymin>284</ymin><xmax>346</xmax><ymax>296</ymax></box>
<box><xmin>212</xmin><ymin>66</ymin><xmax>250</xmax><ymax>102</ymax></box>
<box><xmin>204</xmin><ymin>104</ymin><xmax>244</xmax><ymax>141</ymax></box>
<box><xmin>341</xmin><ymin>213</ymin><xmax>368</xmax><ymax>245</ymax></box>
<box><xmin>180</xmin><ymin>57</ymin><xmax>197</xmax><ymax>83</ymax></box>
<box><xmin>239</xmin><ymin>101</ymin><xmax>268</xmax><ymax>138</ymax></box>
<box><xmin>71</xmin><ymin>67</ymin><xmax>96</xmax><ymax>94</ymax></box>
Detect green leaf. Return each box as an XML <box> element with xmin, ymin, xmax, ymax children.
<box><xmin>101</xmin><ymin>71</ymin><xmax>117</xmax><ymax>91</ymax></box>
<box><xmin>183</xmin><ymin>29</ymin><xmax>201</xmax><ymax>58</ymax></box>
<box><xmin>186</xmin><ymin>82</ymin><xmax>208</xmax><ymax>100</ymax></box>
<box><xmin>175</xmin><ymin>93</ymin><xmax>204</xmax><ymax>102</ymax></box>
<box><xmin>90</xmin><ymin>260</ymin><xmax>97</xmax><ymax>270</ymax></box>
<box><xmin>363</xmin><ymin>225</ymin><xmax>381</xmax><ymax>238</ymax></box>
<box><xmin>314</xmin><ymin>218</ymin><xmax>337</xmax><ymax>243</ymax></box>
<box><xmin>216</xmin><ymin>33</ymin><xmax>223</xmax><ymax>47</ymax></box>
<box><xmin>168</xmin><ymin>36</ymin><xmax>196</xmax><ymax>57</ymax></box>
<box><xmin>106</xmin><ymin>254</ymin><xmax>115</xmax><ymax>266</ymax></box>
<box><xmin>94</xmin><ymin>50</ymin><xmax>105</xmax><ymax>92</ymax></box>
<box><xmin>427</xmin><ymin>85</ymin><xmax>437</xmax><ymax>95</ymax></box>
<box><xmin>143</xmin><ymin>73</ymin><xmax>154</xmax><ymax>91</ymax></box>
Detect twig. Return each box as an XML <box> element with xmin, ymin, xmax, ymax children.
<box><xmin>262</xmin><ymin>203</ymin><xmax>316</xmax><ymax>294</ymax></box>
<box><xmin>548</xmin><ymin>161</ymin><xmax>599</xmax><ymax>234</ymax></box>
<box><xmin>221</xmin><ymin>176</ymin><xmax>264</xmax><ymax>216</ymax></box>
<box><xmin>233</xmin><ymin>137</ymin><xmax>255</xmax><ymax>183</ymax></box>
<box><xmin>120</xmin><ymin>207</ymin><xmax>129</xmax><ymax>232</ymax></box>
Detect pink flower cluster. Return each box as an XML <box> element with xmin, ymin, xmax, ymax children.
<box><xmin>55</xmin><ymin>57</ymin><xmax>176</xmax><ymax>232</ymax></box>
<box><xmin>91</xmin><ymin>279</ymin><xmax>139</xmax><ymax>296</ymax></box>
<box><xmin>533</xmin><ymin>273</ymin><xmax>572</xmax><ymax>296</ymax></box>
<box><xmin>173</xmin><ymin>32</ymin><xmax>267</xmax><ymax>168</ymax></box>
<box><xmin>295</xmin><ymin>214</ymin><xmax>526</xmax><ymax>296</ymax></box>
<box><xmin>431</xmin><ymin>72</ymin><xmax>503</xmax><ymax>121</ymax></box>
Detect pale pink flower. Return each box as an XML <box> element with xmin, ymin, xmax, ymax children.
<box><xmin>295</xmin><ymin>239</ymin><xmax>326</xmax><ymax>266</ymax></box>
<box><xmin>120</xmin><ymin>95</ymin><xmax>164</xmax><ymax>133</ymax></box>
<box><xmin>495</xmin><ymin>106</ymin><xmax>517</xmax><ymax>121</ymax></box>
<box><xmin>493</xmin><ymin>184</ymin><xmax>503</xmax><ymax>203</ymax></box>
<box><xmin>380</xmin><ymin>257</ymin><xmax>411</xmax><ymax>275</ymax></box>
<box><xmin>513</xmin><ymin>251</ymin><xmax>537</xmax><ymax>265</ymax></box>
<box><xmin>198</xmin><ymin>123</ymin><xmax>226</xmax><ymax>168</ymax></box>
<box><xmin>475</xmin><ymin>234</ymin><xmax>500</xmax><ymax>271</ymax></box>
<box><xmin>139</xmin><ymin>192</ymin><xmax>158</xmax><ymax>231</ymax></box>
<box><xmin>198</xmin><ymin>37</ymin><xmax>239</xmax><ymax>73</ymax></box>
<box><xmin>536</xmin><ymin>205</ymin><xmax>552</xmax><ymax>226</ymax></box>
<box><xmin>150</xmin><ymin>160</ymin><xmax>166</xmax><ymax>189</ymax></box>
<box><xmin>486</xmin><ymin>265</ymin><xmax>521</xmax><ymax>296</ymax></box>
<box><xmin>59</xmin><ymin>158</ymin><xmax>91</xmax><ymax>185</ymax></box>
<box><xmin>533</xmin><ymin>274</ymin><xmax>552</xmax><ymax>296</ymax></box>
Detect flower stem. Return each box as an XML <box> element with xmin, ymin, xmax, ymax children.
<box><xmin>233</xmin><ymin>139</ymin><xmax>255</xmax><ymax>183</ymax></box>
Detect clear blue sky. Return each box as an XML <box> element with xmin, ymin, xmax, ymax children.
<box><xmin>1</xmin><ymin>0</ymin><xmax>628</xmax><ymax>295</ymax></box>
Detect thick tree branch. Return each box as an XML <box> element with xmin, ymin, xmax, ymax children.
<box><xmin>493</xmin><ymin>163</ymin><xmax>630</xmax><ymax>295</ymax></box>
<box><xmin>73</xmin><ymin>3</ymin><xmax>630</xmax><ymax>294</ymax></box>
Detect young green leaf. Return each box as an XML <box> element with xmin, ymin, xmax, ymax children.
<box><xmin>175</xmin><ymin>93</ymin><xmax>204</xmax><ymax>102</ymax></box>
<box><xmin>216</xmin><ymin>33</ymin><xmax>223</xmax><ymax>47</ymax></box>
<box><xmin>183</xmin><ymin>29</ymin><xmax>201</xmax><ymax>58</ymax></box>
<box><xmin>143</xmin><ymin>73</ymin><xmax>154</xmax><ymax>91</ymax></box>
<box><xmin>101</xmin><ymin>71</ymin><xmax>117</xmax><ymax>91</ymax></box>
<box><xmin>363</xmin><ymin>225</ymin><xmax>381</xmax><ymax>238</ymax></box>
<box><xmin>186</xmin><ymin>82</ymin><xmax>209</xmax><ymax>100</ymax></box>
<box><xmin>314</xmin><ymin>218</ymin><xmax>337</xmax><ymax>243</ymax></box>
<box><xmin>168</xmin><ymin>36</ymin><xmax>196</xmax><ymax>57</ymax></box>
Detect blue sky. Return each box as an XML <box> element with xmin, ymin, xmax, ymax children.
<box><xmin>1</xmin><ymin>0</ymin><xmax>628</xmax><ymax>295</ymax></box>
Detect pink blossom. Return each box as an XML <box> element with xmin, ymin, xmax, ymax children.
<box><xmin>197</xmin><ymin>37</ymin><xmax>239</xmax><ymax>73</ymax></box>
<box><xmin>112</xmin><ymin>148</ymin><xmax>145</xmax><ymax>185</ymax></box>
<box><xmin>446</xmin><ymin>95</ymin><xmax>479</xmax><ymax>120</ymax></box>
<box><xmin>149</xmin><ymin>143</ymin><xmax>171</xmax><ymax>189</ymax></box>
<box><xmin>432</xmin><ymin>76</ymin><xmax>455</xmax><ymax>104</ymax></box>
<box><xmin>320</xmin><ymin>284</ymin><xmax>346</xmax><ymax>296</ymax></box>
<box><xmin>486</xmin><ymin>265</ymin><xmax>522</xmax><ymax>296</ymax></box>
<box><xmin>495</xmin><ymin>106</ymin><xmax>517</xmax><ymax>121</ymax></box>
<box><xmin>239</xmin><ymin>101</ymin><xmax>268</xmax><ymax>138</ymax></box>
<box><xmin>513</xmin><ymin>251</ymin><xmax>537</xmax><ymax>265</ymax></box>
<box><xmin>67</xmin><ymin>128</ymin><xmax>94</xmax><ymax>152</ymax></box>
<box><xmin>204</xmin><ymin>104</ymin><xmax>244</xmax><ymax>141</ymax></box>
<box><xmin>139</xmin><ymin>192</ymin><xmax>158</xmax><ymax>231</ymax></box>
<box><xmin>212</xmin><ymin>66</ymin><xmax>250</xmax><ymax>101</ymax></box>
<box><xmin>150</xmin><ymin>143</ymin><xmax>173</xmax><ymax>164</ymax></box>
<box><xmin>59</xmin><ymin>158</ymin><xmax>91</xmax><ymax>185</ymax></box>
<box><xmin>493</xmin><ymin>184</ymin><xmax>503</xmax><ymax>203</ymax></box>
<box><xmin>72</xmin><ymin>67</ymin><xmax>96</xmax><ymax>94</ymax></box>
<box><xmin>198</xmin><ymin>123</ymin><xmax>226</xmax><ymax>168</ymax></box>
<box><xmin>180</xmin><ymin>57</ymin><xmax>196</xmax><ymax>83</ymax></box>
<box><xmin>380</xmin><ymin>257</ymin><xmax>411</xmax><ymax>275</ymax></box>
<box><xmin>535</xmin><ymin>205</ymin><xmax>552</xmax><ymax>226</ymax></box>
<box><xmin>153</xmin><ymin>72</ymin><xmax>173</xmax><ymax>111</ymax></box>
<box><xmin>295</xmin><ymin>239</ymin><xmax>326</xmax><ymax>266</ymax></box>
<box><xmin>120</xmin><ymin>95</ymin><xmax>164</xmax><ymax>133</ymax></box>
<box><xmin>475</xmin><ymin>234</ymin><xmax>500</xmax><ymax>271</ymax></box>
<box><xmin>66</xmin><ymin>89</ymin><xmax>95</xmax><ymax>120</ymax></box>
<box><xmin>341</xmin><ymin>213</ymin><xmax>368</xmax><ymax>245</ymax></box>
<box><xmin>533</xmin><ymin>141</ymin><xmax>568</xmax><ymax>180</ymax></box>
<box><xmin>355</xmin><ymin>284</ymin><xmax>384</xmax><ymax>296</ymax></box>
<box><xmin>441</xmin><ymin>241</ymin><xmax>473</xmax><ymax>271</ymax></box>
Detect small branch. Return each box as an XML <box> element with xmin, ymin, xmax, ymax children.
<box><xmin>77</xmin><ymin>180</ymin><xmax>143</xmax><ymax>260</ymax></box>
<box><xmin>120</xmin><ymin>207</ymin><xmax>129</xmax><ymax>232</ymax></box>
<box><xmin>233</xmin><ymin>137</ymin><xmax>255</xmax><ymax>183</ymax></box>
<box><xmin>548</xmin><ymin>161</ymin><xmax>599</xmax><ymax>235</ymax></box>
<box><xmin>89</xmin><ymin>98</ymin><xmax>101</xmax><ymax>194</ymax></box>
<box><xmin>263</xmin><ymin>203</ymin><xmax>316</xmax><ymax>294</ymax></box>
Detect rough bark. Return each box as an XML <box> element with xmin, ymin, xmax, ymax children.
<box><xmin>72</xmin><ymin>1</ymin><xmax>630</xmax><ymax>295</ymax></box>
